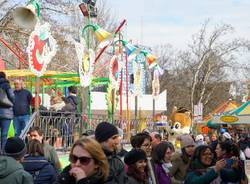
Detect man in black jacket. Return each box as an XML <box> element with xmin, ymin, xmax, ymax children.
<box><xmin>95</xmin><ymin>122</ymin><xmax>131</xmax><ymax>184</ymax></box>
<box><xmin>13</xmin><ymin>79</ymin><xmax>32</xmax><ymax>137</ymax></box>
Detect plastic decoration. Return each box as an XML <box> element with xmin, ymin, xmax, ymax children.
<box><xmin>28</xmin><ymin>22</ymin><xmax>57</xmax><ymax>77</ymax></box>
<box><xmin>109</xmin><ymin>55</ymin><xmax>122</xmax><ymax>90</ymax></box>
<box><xmin>105</xmin><ymin>84</ymin><xmax>118</xmax><ymax>119</ymax></box>
<box><xmin>73</xmin><ymin>38</ymin><xmax>94</xmax><ymax>87</ymax></box>
<box><xmin>82</xmin><ymin>24</ymin><xmax>112</xmax><ymax>49</ymax></box>
<box><xmin>152</xmin><ymin>68</ymin><xmax>160</xmax><ymax>98</ymax></box>
<box><xmin>133</xmin><ymin>61</ymin><xmax>144</xmax><ymax>96</ymax></box>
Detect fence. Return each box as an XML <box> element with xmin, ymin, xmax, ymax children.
<box><xmin>20</xmin><ymin>110</ymin><xmax>153</xmax><ymax>150</ymax></box>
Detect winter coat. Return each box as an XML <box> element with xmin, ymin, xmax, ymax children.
<box><xmin>185</xmin><ymin>156</ymin><xmax>242</xmax><ymax>184</ymax></box>
<box><xmin>154</xmin><ymin>163</ymin><xmax>171</xmax><ymax>184</ymax></box>
<box><xmin>22</xmin><ymin>155</ymin><xmax>56</xmax><ymax>184</ymax></box>
<box><xmin>127</xmin><ymin>176</ymin><xmax>144</xmax><ymax>184</ymax></box>
<box><xmin>169</xmin><ymin>152</ymin><xmax>190</xmax><ymax>184</ymax></box>
<box><xmin>103</xmin><ymin>149</ymin><xmax>131</xmax><ymax>184</ymax></box>
<box><xmin>0</xmin><ymin>77</ymin><xmax>15</xmax><ymax>119</ymax></box>
<box><xmin>43</xmin><ymin>142</ymin><xmax>61</xmax><ymax>172</ymax></box>
<box><xmin>13</xmin><ymin>88</ymin><xmax>32</xmax><ymax>116</ymax></box>
<box><xmin>55</xmin><ymin>165</ymin><xmax>105</xmax><ymax>184</ymax></box>
<box><xmin>0</xmin><ymin>156</ymin><xmax>33</xmax><ymax>184</ymax></box>
<box><xmin>185</xmin><ymin>167</ymin><xmax>242</xmax><ymax>184</ymax></box>
<box><xmin>66</xmin><ymin>95</ymin><xmax>78</xmax><ymax>110</ymax></box>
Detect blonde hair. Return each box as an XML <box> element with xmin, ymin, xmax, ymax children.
<box><xmin>70</xmin><ymin>137</ymin><xmax>109</xmax><ymax>181</ymax></box>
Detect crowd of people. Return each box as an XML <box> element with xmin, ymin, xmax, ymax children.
<box><xmin>0</xmin><ymin>72</ymin><xmax>249</xmax><ymax>183</ymax></box>
<box><xmin>0</xmin><ymin>120</ymin><xmax>249</xmax><ymax>184</ymax></box>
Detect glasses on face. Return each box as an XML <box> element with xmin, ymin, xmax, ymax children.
<box><xmin>69</xmin><ymin>154</ymin><xmax>93</xmax><ymax>165</ymax></box>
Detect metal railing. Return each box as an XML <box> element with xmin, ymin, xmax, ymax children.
<box><xmin>20</xmin><ymin>110</ymin><xmax>153</xmax><ymax>150</ymax></box>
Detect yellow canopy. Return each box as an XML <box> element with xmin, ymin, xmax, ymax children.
<box><xmin>3</xmin><ymin>69</ymin><xmax>79</xmax><ymax>82</ymax></box>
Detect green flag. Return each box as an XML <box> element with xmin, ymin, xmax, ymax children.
<box><xmin>7</xmin><ymin>120</ymin><xmax>15</xmax><ymax>138</ymax></box>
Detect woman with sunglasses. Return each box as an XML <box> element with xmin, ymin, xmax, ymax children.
<box><xmin>56</xmin><ymin>137</ymin><xmax>109</xmax><ymax>184</ymax></box>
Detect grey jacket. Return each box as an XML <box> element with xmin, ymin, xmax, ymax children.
<box><xmin>0</xmin><ymin>156</ymin><xmax>33</xmax><ymax>184</ymax></box>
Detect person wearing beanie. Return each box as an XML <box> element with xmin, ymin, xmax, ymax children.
<box><xmin>130</xmin><ymin>132</ymin><xmax>157</xmax><ymax>184</ymax></box>
<box><xmin>195</xmin><ymin>134</ymin><xmax>206</xmax><ymax>147</ymax></box>
<box><xmin>0</xmin><ymin>137</ymin><xmax>33</xmax><ymax>184</ymax></box>
<box><xmin>94</xmin><ymin>121</ymin><xmax>130</xmax><ymax>184</ymax></box>
<box><xmin>124</xmin><ymin>149</ymin><xmax>148</xmax><ymax>184</ymax></box>
<box><xmin>169</xmin><ymin>134</ymin><xmax>195</xmax><ymax>184</ymax></box>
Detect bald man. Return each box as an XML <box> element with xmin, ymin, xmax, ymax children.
<box><xmin>13</xmin><ymin>79</ymin><xmax>32</xmax><ymax>136</ymax></box>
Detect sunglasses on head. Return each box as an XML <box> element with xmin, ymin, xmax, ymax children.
<box><xmin>69</xmin><ymin>154</ymin><xmax>93</xmax><ymax>165</ymax></box>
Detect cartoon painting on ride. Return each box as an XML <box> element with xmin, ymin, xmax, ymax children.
<box><xmin>28</xmin><ymin>22</ymin><xmax>57</xmax><ymax>77</ymax></box>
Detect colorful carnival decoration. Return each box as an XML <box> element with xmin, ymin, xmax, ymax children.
<box><xmin>133</xmin><ymin>61</ymin><xmax>144</xmax><ymax>96</ymax></box>
<box><xmin>73</xmin><ymin>37</ymin><xmax>94</xmax><ymax>87</ymax></box>
<box><xmin>152</xmin><ymin>68</ymin><xmax>160</xmax><ymax>98</ymax></box>
<box><xmin>114</xmin><ymin>39</ymin><xmax>140</xmax><ymax>60</ymax></box>
<box><xmin>13</xmin><ymin>0</ymin><xmax>40</xmax><ymax>29</ymax></box>
<box><xmin>27</xmin><ymin>22</ymin><xmax>57</xmax><ymax>77</ymax></box>
<box><xmin>105</xmin><ymin>83</ymin><xmax>118</xmax><ymax>119</ymax></box>
<box><xmin>141</xmin><ymin>50</ymin><xmax>158</xmax><ymax>69</ymax></box>
<box><xmin>82</xmin><ymin>23</ymin><xmax>112</xmax><ymax>48</ymax></box>
<box><xmin>109</xmin><ymin>55</ymin><xmax>122</xmax><ymax>90</ymax></box>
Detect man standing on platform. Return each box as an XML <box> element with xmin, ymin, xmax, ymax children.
<box><xmin>13</xmin><ymin>79</ymin><xmax>32</xmax><ymax>136</ymax></box>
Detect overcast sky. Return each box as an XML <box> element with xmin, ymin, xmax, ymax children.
<box><xmin>105</xmin><ymin>0</ymin><xmax>250</xmax><ymax>50</ymax></box>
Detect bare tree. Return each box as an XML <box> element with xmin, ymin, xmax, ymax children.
<box><xmin>188</xmin><ymin>20</ymin><xmax>249</xmax><ymax>115</ymax></box>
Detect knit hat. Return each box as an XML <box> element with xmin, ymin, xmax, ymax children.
<box><xmin>95</xmin><ymin>122</ymin><xmax>118</xmax><ymax>142</ymax></box>
<box><xmin>195</xmin><ymin>134</ymin><xmax>204</xmax><ymax>142</ymax></box>
<box><xmin>4</xmin><ymin>137</ymin><xmax>27</xmax><ymax>159</ymax></box>
<box><xmin>223</xmin><ymin>132</ymin><xmax>232</xmax><ymax>139</ymax></box>
<box><xmin>124</xmin><ymin>149</ymin><xmax>147</xmax><ymax>165</ymax></box>
<box><xmin>177</xmin><ymin>134</ymin><xmax>195</xmax><ymax>149</ymax></box>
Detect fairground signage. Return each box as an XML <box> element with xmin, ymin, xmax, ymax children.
<box><xmin>220</xmin><ymin>115</ymin><xmax>239</xmax><ymax>123</ymax></box>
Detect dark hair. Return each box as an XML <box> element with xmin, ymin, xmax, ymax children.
<box><xmin>218</xmin><ymin>142</ymin><xmax>239</xmax><ymax>157</ymax></box>
<box><xmin>189</xmin><ymin>145</ymin><xmax>214</xmax><ymax>171</ymax></box>
<box><xmin>130</xmin><ymin>132</ymin><xmax>152</xmax><ymax>148</ymax></box>
<box><xmin>127</xmin><ymin>162</ymin><xmax>148</xmax><ymax>183</ymax></box>
<box><xmin>218</xmin><ymin>142</ymin><xmax>231</xmax><ymax>154</ymax></box>
<box><xmin>154</xmin><ymin>133</ymin><xmax>162</xmax><ymax>141</ymax></box>
<box><xmin>68</xmin><ymin>86</ymin><xmax>77</xmax><ymax>94</ymax></box>
<box><xmin>0</xmin><ymin>71</ymin><xmax>6</xmax><ymax>78</ymax></box>
<box><xmin>181</xmin><ymin>147</ymin><xmax>191</xmax><ymax>164</ymax></box>
<box><xmin>29</xmin><ymin>126</ymin><xmax>44</xmax><ymax>136</ymax></box>
<box><xmin>27</xmin><ymin>139</ymin><xmax>44</xmax><ymax>156</ymax></box>
<box><xmin>152</xmin><ymin>141</ymin><xmax>174</xmax><ymax>164</ymax></box>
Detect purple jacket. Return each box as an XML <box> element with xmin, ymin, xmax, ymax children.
<box><xmin>154</xmin><ymin>163</ymin><xmax>171</xmax><ymax>184</ymax></box>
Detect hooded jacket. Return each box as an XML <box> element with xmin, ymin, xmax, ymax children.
<box><xmin>103</xmin><ymin>149</ymin><xmax>131</xmax><ymax>184</ymax></box>
<box><xmin>0</xmin><ymin>77</ymin><xmax>15</xmax><ymax>119</ymax></box>
<box><xmin>0</xmin><ymin>156</ymin><xmax>33</xmax><ymax>184</ymax></box>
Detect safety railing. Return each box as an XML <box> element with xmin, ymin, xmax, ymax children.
<box><xmin>20</xmin><ymin>110</ymin><xmax>153</xmax><ymax>150</ymax></box>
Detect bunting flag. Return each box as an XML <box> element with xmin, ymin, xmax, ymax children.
<box><xmin>28</xmin><ymin>22</ymin><xmax>57</xmax><ymax>77</ymax></box>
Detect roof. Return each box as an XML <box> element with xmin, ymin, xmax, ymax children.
<box><xmin>203</xmin><ymin>100</ymin><xmax>239</xmax><ymax>121</ymax></box>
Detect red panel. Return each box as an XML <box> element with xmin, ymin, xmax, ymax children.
<box><xmin>0</xmin><ymin>56</ymin><xmax>5</xmax><ymax>70</ymax></box>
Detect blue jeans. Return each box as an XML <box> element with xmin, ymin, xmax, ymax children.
<box><xmin>13</xmin><ymin>115</ymin><xmax>30</xmax><ymax>137</ymax></box>
<box><xmin>0</xmin><ymin>119</ymin><xmax>11</xmax><ymax>150</ymax></box>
